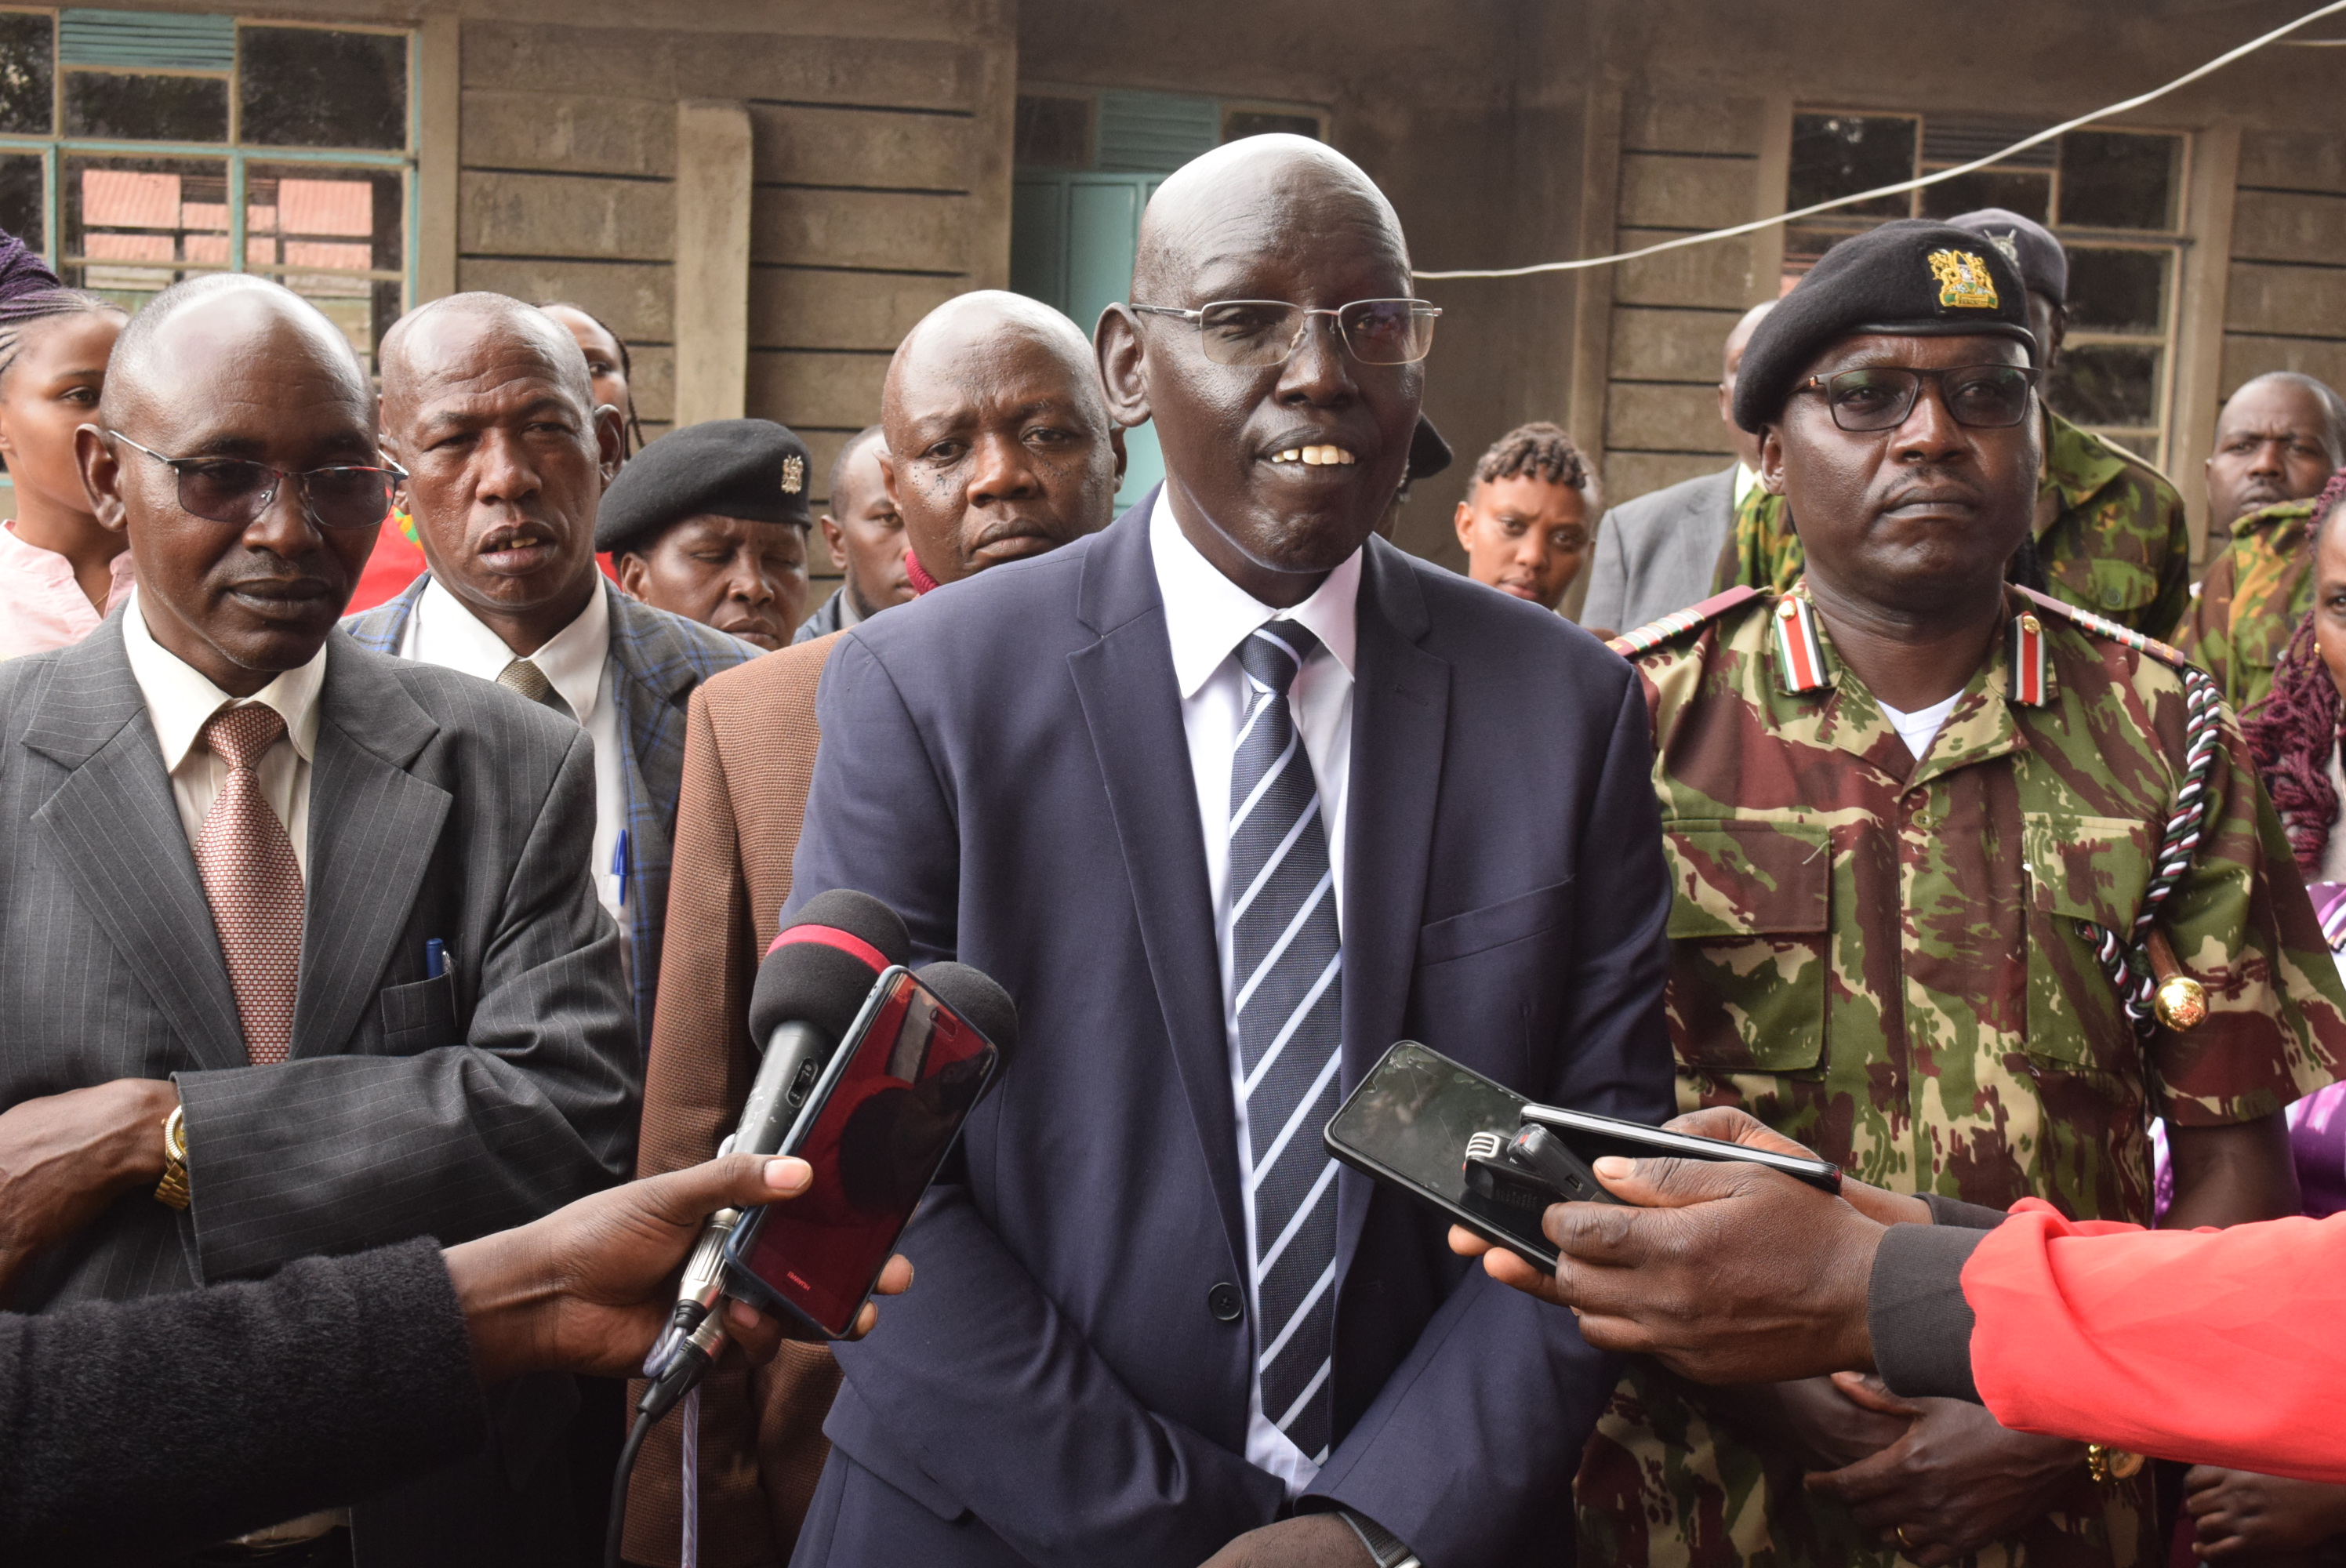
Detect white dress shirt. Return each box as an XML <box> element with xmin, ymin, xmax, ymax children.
<box><xmin>122</xmin><ymin>590</ymin><xmax>323</xmax><ymax>877</ymax></box>
<box><xmin>398</xmin><ymin>576</ymin><xmax>630</xmax><ymax>974</ymax></box>
<box><xmin>1148</xmin><ymin>488</ymin><xmax>1360</xmax><ymax>1497</ymax></box>
<box><xmin>1731</xmin><ymin>461</ymin><xmax>1760</xmax><ymax>510</ymax></box>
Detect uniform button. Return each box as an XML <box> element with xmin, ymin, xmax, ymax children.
<box><xmin>1208</xmin><ymin>1282</ymin><xmax>1244</xmax><ymax>1323</ymax></box>
<box><xmin>2101</xmin><ymin>584</ymin><xmax>2126</xmax><ymax>609</ymax></box>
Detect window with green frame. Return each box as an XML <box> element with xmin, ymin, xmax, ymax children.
<box><xmin>0</xmin><ymin>8</ymin><xmax>414</xmax><ymax>372</ymax></box>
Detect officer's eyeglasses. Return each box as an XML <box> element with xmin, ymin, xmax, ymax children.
<box><xmin>1795</xmin><ymin>365</ymin><xmax>2038</xmax><ymax>433</ymax></box>
<box><xmin>1129</xmin><ymin>298</ymin><xmax>1442</xmax><ymax>367</ymax></box>
<box><xmin>108</xmin><ymin>430</ymin><xmax>408</xmax><ymax>531</ymax></box>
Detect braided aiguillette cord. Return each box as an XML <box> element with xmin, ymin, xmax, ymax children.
<box><xmin>2086</xmin><ymin>666</ymin><xmax>2224</xmax><ymax>1035</ymax></box>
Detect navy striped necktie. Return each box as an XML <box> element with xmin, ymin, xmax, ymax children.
<box><xmin>1229</xmin><ymin>619</ymin><xmax>1342</xmax><ymax>1464</ymax></box>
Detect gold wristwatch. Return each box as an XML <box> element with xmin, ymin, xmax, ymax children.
<box><xmin>2086</xmin><ymin>1443</ymin><xmax>2145</xmax><ymax>1483</ymax></box>
<box><xmin>154</xmin><ymin>1105</ymin><xmax>190</xmax><ymax>1210</ymax></box>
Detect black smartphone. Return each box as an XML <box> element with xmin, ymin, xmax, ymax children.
<box><xmin>724</xmin><ymin>967</ymin><xmax>1004</xmax><ymax>1338</ymax></box>
<box><xmin>1517</xmin><ymin>1103</ymin><xmax>1843</xmax><ymax>1194</ymax></box>
<box><xmin>1324</xmin><ymin>1040</ymin><xmax>1621</xmax><ymax>1275</ymax></box>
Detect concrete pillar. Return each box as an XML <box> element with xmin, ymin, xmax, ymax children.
<box><xmin>674</xmin><ymin>99</ymin><xmax>753</xmax><ymax>427</ymax></box>
<box><xmin>415</xmin><ymin>14</ymin><xmax>459</xmax><ymax>304</ymax></box>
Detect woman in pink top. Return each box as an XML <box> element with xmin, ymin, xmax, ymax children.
<box><xmin>0</xmin><ymin>229</ymin><xmax>130</xmax><ymax>659</ymax></box>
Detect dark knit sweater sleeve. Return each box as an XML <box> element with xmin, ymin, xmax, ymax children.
<box><xmin>0</xmin><ymin>1237</ymin><xmax>488</xmax><ymax>1563</ymax></box>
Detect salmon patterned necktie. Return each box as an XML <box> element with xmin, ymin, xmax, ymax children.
<box><xmin>194</xmin><ymin>704</ymin><xmax>303</xmax><ymax>1065</ymax></box>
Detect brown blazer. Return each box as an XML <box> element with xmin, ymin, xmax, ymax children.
<box><xmin>623</xmin><ymin>633</ymin><xmax>841</xmax><ymax>1568</ymax></box>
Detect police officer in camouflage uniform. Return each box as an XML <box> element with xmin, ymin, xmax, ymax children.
<box><xmin>1712</xmin><ymin>209</ymin><xmax>2192</xmax><ymax>642</ymax></box>
<box><xmin>1592</xmin><ymin>220</ymin><xmax>2346</xmax><ymax>1568</ymax></box>
<box><xmin>2177</xmin><ymin>488</ymin><xmax>2336</xmax><ymax>713</ymax></box>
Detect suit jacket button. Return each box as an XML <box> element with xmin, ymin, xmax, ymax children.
<box><xmin>1208</xmin><ymin>1282</ymin><xmax>1244</xmax><ymax>1323</ymax></box>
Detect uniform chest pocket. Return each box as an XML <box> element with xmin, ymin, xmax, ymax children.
<box><xmin>2045</xmin><ymin>546</ymin><xmax>2159</xmax><ymax>620</ymax></box>
<box><xmin>1662</xmin><ymin>818</ymin><xmax>1829</xmax><ymax>1074</ymax></box>
<box><xmin>2021</xmin><ymin>813</ymin><xmax>2153</xmax><ymax>1068</ymax></box>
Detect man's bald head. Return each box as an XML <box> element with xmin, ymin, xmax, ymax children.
<box><xmin>2207</xmin><ymin>369</ymin><xmax>2346</xmax><ymax>532</ymax></box>
<box><xmin>1100</xmin><ymin>135</ymin><xmax>1422</xmax><ymax>606</ymax></box>
<box><xmin>876</xmin><ymin>289</ymin><xmax>1121</xmax><ymax>586</ymax></box>
<box><xmin>376</xmin><ymin>292</ymin><xmax>624</xmax><ymax>653</ymax></box>
<box><xmin>380</xmin><ymin>292</ymin><xmax>595</xmax><ymax>423</ymax></box>
<box><xmin>104</xmin><ymin>272</ymin><xmax>369</xmax><ymax>432</ymax></box>
<box><xmin>81</xmin><ymin>274</ymin><xmax>384</xmax><ymax>695</ymax></box>
<box><xmin>1132</xmin><ymin>134</ymin><xmax>1407</xmax><ymax>307</ymax></box>
<box><xmin>883</xmin><ymin>289</ymin><xmax>1103</xmax><ymax>430</ymax></box>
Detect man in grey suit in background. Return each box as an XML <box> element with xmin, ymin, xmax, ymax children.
<box><xmin>1579</xmin><ymin>299</ymin><xmax>1774</xmax><ymax>634</ymax></box>
<box><xmin>0</xmin><ymin>275</ymin><xmax>637</xmax><ymax>1565</ymax></box>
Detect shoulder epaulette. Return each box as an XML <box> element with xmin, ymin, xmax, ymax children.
<box><xmin>1606</xmin><ymin>586</ymin><xmax>1763</xmax><ymax>659</ymax></box>
<box><xmin>2013</xmin><ymin>584</ymin><xmax>2188</xmax><ymax>669</ymax></box>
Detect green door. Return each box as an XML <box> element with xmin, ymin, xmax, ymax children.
<box><xmin>1011</xmin><ymin>170</ymin><xmax>1167</xmax><ymax>512</ymax></box>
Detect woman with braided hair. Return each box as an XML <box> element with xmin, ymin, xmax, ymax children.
<box><xmin>0</xmin><ymin>229</ymin><xmax>129</xmax><ymax>659</ymax></box>
<box><xmin>2177</xmin><ymin>464</ymin><xmax>2346</xmax><ymax>1563</ymax></box>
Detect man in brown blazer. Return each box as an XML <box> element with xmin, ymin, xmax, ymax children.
<box><xmin>623</xmin><ymin>289</ymin><xmax>1124</xmax><ymax>1566</ymax></box>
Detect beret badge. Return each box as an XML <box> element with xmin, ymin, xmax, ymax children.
<box><xmin>779</xmin><ymin>454</ymin><xmax>805</xmax><ymax>495</ymax></box>
<box><xmin>1927</xmin><ymin>249</ymin><xmax>1999</xmax><ymax>310</ymax></box>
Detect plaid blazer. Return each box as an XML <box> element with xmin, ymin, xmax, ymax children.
<box><xmin>343</xmin><ymin>575</ymin><xmax>756</xmax><ymax>1048</ymax></box>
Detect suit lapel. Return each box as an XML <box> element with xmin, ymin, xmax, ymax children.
<box><xmin>1067</xmin><ymin>497</ymin><xmax>1250</xmax><ymax>1267</ymax></box>
<box><xmin>293</xmin><ymin>632</ymin><xmax>449</xmax><ymax>1059</ymax></box>
<box><xmin>1335</xmin><ymin>539</ymin><xmax>1450</xmax><ymax>1277</ymax></box>
<box><xmin>23</xmin><ymin>620</ymin><xmax>249</xmax><ymax>1071</ymax></box>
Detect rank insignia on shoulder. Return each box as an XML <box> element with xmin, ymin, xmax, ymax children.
<box><xmin>2013</xmin><ymin>585</ymin><xmax>2190</xmax><ymax>670</ymax></box>
<box><xmin>2008</xmin><ymin>610</ymin><xmax>2049</xmax><ymax>706</ymax></box>
<box><xmin>1770</xmin><ymin>591</ymin><xmax>1831</xmax><ymax>695</ymax></box>
<box><xmin>1606</xmin><ymin>585</ymin><xmax>1763</xmax><ymax>659</ymax></box>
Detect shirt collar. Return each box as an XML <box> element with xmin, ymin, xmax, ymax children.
<box><xmin>121</xmin><ymin>589</ymin><xmax>327</xmax><ymax>772</ymax></box>
<box><xmin>415</xmin><ymin>572</ymin><xmax>611</xmax><ymax>722</ymax></box>
<box><xmin>1732</xmin><ymin>463</ymin><xmax>1760</xmax><ymax>508</ymax></box>
<box><xmin>1147</xmin><ymin>486</ymin><xmax>1360</xmax><ymax>701</ymax></box>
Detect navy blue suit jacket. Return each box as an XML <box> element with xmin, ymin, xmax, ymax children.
<box><xmin>786</xmin><ymin>497</ymin><xmax>1673</xmax><ymax>1568</ymax></box>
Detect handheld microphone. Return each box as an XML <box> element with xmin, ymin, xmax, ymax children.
<box><xmin>663</xmin><ymin>890</ymin><xmax>910</xmax><ymax>1348</ymax></box>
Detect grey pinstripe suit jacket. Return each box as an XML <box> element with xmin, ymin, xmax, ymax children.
<box><xmin>0</xmin><ymin>613</ymin><xmax>639</xmax><ymax>1563</ymax></box>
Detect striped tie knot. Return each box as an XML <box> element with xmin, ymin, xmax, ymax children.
<box><xmin>1237</xmin><ymin>622</ymin><xmax>1321</xmax><ymax>701</ymax></box>
<box><xmin>202</xmin><ymin>702</ymin><xmax>287</xmax><ymax>771</ymax></box>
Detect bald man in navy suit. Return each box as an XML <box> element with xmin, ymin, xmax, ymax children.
<box><xmin>785</xmin><ymin>138</ymin><xmax>1673</xmax><ymax>1568</ymax></box>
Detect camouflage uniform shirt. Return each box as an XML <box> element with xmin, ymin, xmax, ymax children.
<box><xmin>1712</xmin><ymin>410</ymin><xmax>2193</xmax><ymax>641</ymax></box>
<box><xmin>1578</xmin><ymin>583</ymin><xmax>2346</xmax><ymax>1568</ymax></box>
<box><xmin>2177</xmin><ymin>495</ymin><xmax>2321</xmax><ymax>716</ymax></box>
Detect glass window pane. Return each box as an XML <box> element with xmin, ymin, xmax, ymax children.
<box><xmin>0</xmin><ymin>152</ymin><xmax>42</xmax><ymax>252</ymax></box>
<box><xmin>1789</xmin><ymin>114</ymin><xmax>1916</xmax><ymax>219</ymax></box>
<box><xmin>2049</xmin><ymin>343</ymin><xmax>2161</xmax><ymax>428</ymax></box>
<box><xmin>63</xmin><ymin>156</ymin><xmax>229</xmax><ymax>310</ymax></box>
<box><xmin>1919</xmin><ymin>168</ymin><xmax>2050</xmax><ymax>223</ymax></box>
<box><xmin>2057</xmin><ymin>132</ymin><xmax>2180</xmax><ymax>230</ymax></box>
<box><xmin>0</xmin><ymin>12</ymin><xmax>53</xmax><ymax>136</ymax></box>
<box><xmin>2064</xmin><ymin>248</ymin><xmax>2167</xmax><ymax>334</ymax></box>
<box><xmin>246</xmin><ymin>164</ymin><xmax>401</xmax><ymax>371</ymax></box>
<box><xmin>64</xmin><ymin>71</ymin><xmax>228</xmax><ymax>141</ymax></box>
<box><xmin>238</xmin><ymin>27</ymin><xmax>405</xmax><ymax>151</ymax></box>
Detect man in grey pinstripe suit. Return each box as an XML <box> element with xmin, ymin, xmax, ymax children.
<box><xmin>0</xmin><ymin>277</ymin><xmax>637</xmax><ymax>1564</ymax></box>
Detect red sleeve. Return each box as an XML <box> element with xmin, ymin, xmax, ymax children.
<box><xmin>1966</xmin><ymin>1199</ymin><xmax>2346</xmax><ymax>1482</ymax></box>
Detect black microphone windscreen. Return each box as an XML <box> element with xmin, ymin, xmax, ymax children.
<box><xmin>913</xmin><ymin>960</ymin><xmax>1019</xmax><ymax>1062</ymax></box>
<box><xmin>748</xmin><ymin>891</ymin><xmax>911</xmax><ymax>1046</ymax></box>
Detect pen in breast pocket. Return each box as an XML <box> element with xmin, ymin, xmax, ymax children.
<box><xmin>608</xmin><ymin>829</ymin><xmax>630</xmax><ymax>910</ymax></box>
<box><xmin>425</xmin><ymin>938</ymin><xmax>446</xmax><ymax>979</ymax></box>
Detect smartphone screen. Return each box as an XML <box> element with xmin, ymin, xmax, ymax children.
<box><xmin>1323</xmin><ymin>1040</ymin><xmax>1573</xmax><ymax>1271</ymax></box>
<box><xmin>725</xmin><ymin>968</ymin><xmax>1000</xmax><ymax>1337</ymax></box>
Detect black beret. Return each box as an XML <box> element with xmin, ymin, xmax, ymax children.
<box><xmin>1944</xmin><ymin>207</ymin><xmax>2067</xmax><ymax>305</ymax></box>
<box><xmin>1733</xmin><ymin>220</ymin><xmax>2037</xmax><ymax>433</ymax></box>
<box><xmin>1407</xmin><ymin>414</ymin><xmax>1452</xmax><ymax>481</ymax></box>
<box><xmin>595</xmin><ymin>418</ymin><xmax>813</xmax><ymax>554</ymax></box>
